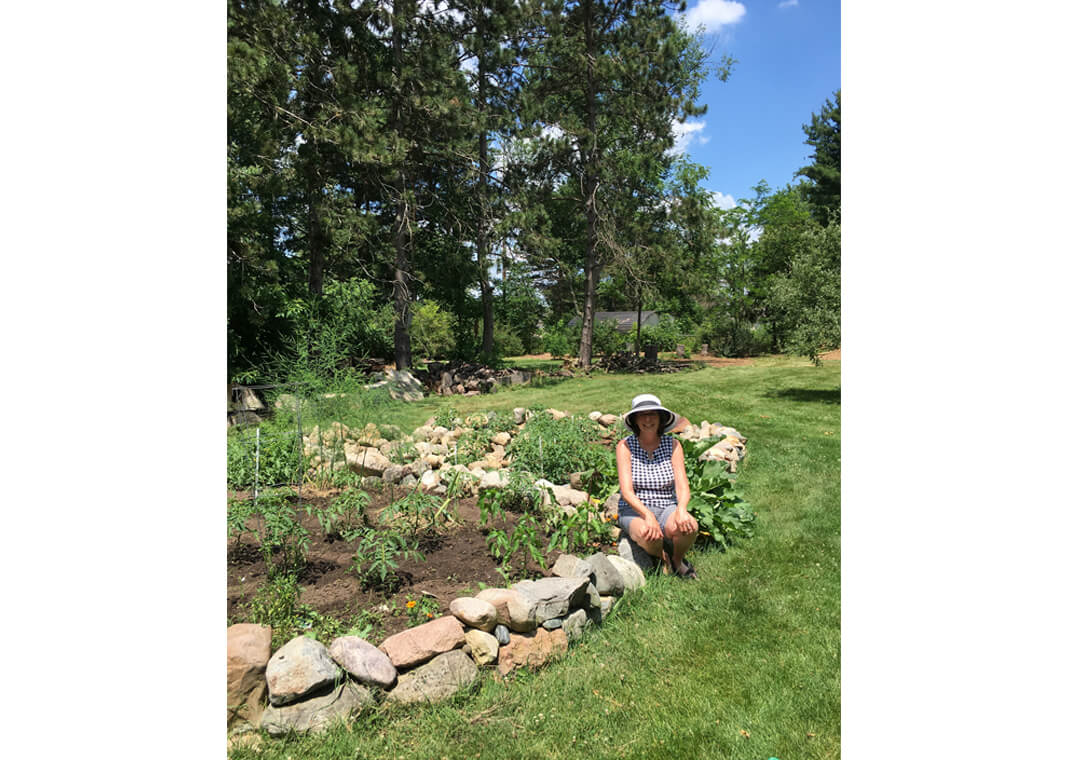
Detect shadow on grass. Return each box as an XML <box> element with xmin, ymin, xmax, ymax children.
<box><xmin>764</xmin><ymin>387</ymin><xmax>841</xmax><ymax>405</ymax></box>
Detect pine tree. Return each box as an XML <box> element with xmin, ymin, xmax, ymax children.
<box><xmin>796</xmin><ymin>89</ymin><xmax>841</xmax><ymax>226</ymax></box>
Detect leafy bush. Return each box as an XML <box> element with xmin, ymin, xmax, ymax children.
<box><xmin>636</xmin><ymin>314</ymin><xmax>685</xmax><ymax>352</ymax></box>
<box><xmin>411</xmin><ymin>299</ymin><xmax>457</xmax><ymax>360</ymax></box>
<box><xmin>681</xmin><ymin>439</ymin><xmax>756</xmax><ymax>548</ymax></box>
<box><xmin>227</xmin><ymin>428</ymin><xmax>304</xmax><ymax>490</ymax></box>
<box><xmin>477</xmin><ymin>469</ymin><xmax>545</xmax><ymax>517</ymax></box>
<box><xmin>547</xmin><ymin>502</ymin><xmax>615</xmax><ymax>555</ymax></box>
<box><xmin>273</xmin><ymin>278</ymin><xmax>393</xmax><ymax>387</ymax></box>
<box><xmin>493</xmin><ymin>324</ymin><xmax>525</xmax><ymax>358</ymax></box>
<box><xmin>507</xmin><ymin>413</ymin><xmax>606</xmax><ymax>483</ymax></box>
<box><xmin>592</xmin><ymin>319</ymin><xmax>628</xmax><ymax>356</ymax></box>
<box><xmin>542</xmin><ymin>318</ymin><xmax>577</xmax><ymax>358</ymax></box>
<box><xmin>243</xmin><ymin>573</ymin><xmax>362</xmax><ymax>650</ymax></box>
<box><xmin>698</xmin><ymin>319</ymin><xmax>771</xmax><ymax>358</ymax></box>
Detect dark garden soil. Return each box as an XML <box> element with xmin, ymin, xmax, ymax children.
<box><xmin>226</xmin><ymin>485</ymin><xmax>597</xmax><ymax>643</ymax></box>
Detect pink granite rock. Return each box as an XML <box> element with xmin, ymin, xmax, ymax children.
<box><xmin>227</xmin><ymin>624</ymin><xmax>272</xmax><ymax>730</ymax></box>
<box><xmin>328</xmin><ymin>636</ymin><xmax>398</xmax><ymax>688</ymax></box>
<box><xmin>496</xmin><ymin>628</ymin><xmax>568</xmax><ymax>676</ymax></box>
<box><xmin>378</xmin><ymin>615</ymin><xmax>466</xmax><ymax>669</ymax></box>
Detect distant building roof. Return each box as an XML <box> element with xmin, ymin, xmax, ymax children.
<box><xmin>567</xmin><ymin>311</ymin><xmax>666</xmax><ymax>333</ymax></box>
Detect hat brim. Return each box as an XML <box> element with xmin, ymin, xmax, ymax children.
<box><xmin>623</xmin><ymin>405</ymin><xmax>679</xmax><ymax>434</ymax></box>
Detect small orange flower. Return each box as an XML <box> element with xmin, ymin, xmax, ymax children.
<box><xmin>426</xmin><ymin>612</ymin><xmax>433</xmax><ymax>618</ymax></box>
<box><xmin>406</xmin><ymin>600</ymin><xmax>416</xmax><ymax>609</ymax></box>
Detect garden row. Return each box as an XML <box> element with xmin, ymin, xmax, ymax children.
<box><xmin>227</xmin><ymin>546</ymin><xmax>650</xmax><ymax>738</ymax></box>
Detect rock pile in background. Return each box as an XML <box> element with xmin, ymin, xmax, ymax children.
<box><xmin>227</xmin><ymin>549</ymin><xmax>648</xmax><ymax>737</ymax></box>
<box><xmin>411</xmin><ymin>361</ymin><xmax>535</xmax><ymax>396</ymax></box>
<box><xmin>302</xmin><ymin>407</ymin><xmax>745</xmax><ymax>519</ymax></box>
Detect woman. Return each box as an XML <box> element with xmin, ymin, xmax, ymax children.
<box><xmin>616</xmin><ymin>394</ymin><xmax>699</xmax><ymax>579</ymax></box>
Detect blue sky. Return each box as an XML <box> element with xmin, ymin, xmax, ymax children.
<box><xmin>671</xmin><ymin>0</ymin><xmax>841</xmax><ymax>209</ymax></box>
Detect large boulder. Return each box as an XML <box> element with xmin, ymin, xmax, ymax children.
<box><xmin>260</xmin><ymin>679</ymin><xmax>374</xmax><ymax>736</ymax></box>
<box><xmin>616</xmin><ymin>534</ymin><xmax>656</xmax><ymax>572</ymax></box>
<box><xmin>449</xmin><ymin>597</ymin><xmax>498</xmax><ymax>632</ymax></box>
<box><xmin>475</xmin><ymin>587</ymin><xmax>536</xmax><ymax>633</ymax></box>
<box><xmin>497</xmin><ymin>628</ymin><xmax>568</xmax><ymax>676</ymax></box>
<box><xmin>606</xmin><ymin>554</ymin><xmax>646</xmax><ymax>592</ymax></box>
<box><xmin>384</xmin><ymin>650</ymin><xmax>478</xmax><ymax>705</ymax></box>
<box><xmin>586</xmin><ymin>552</ymin><xmax>626</xmax><ymax>596</ymax></box>
<box><xmin>378</xmin><ymin>615</ymin><xmax>466</xmax><ymax>669</ymax></box>
<box><xmin>343</xmin><ymin>444</ymin><xmax>392</xmax><ymax>476</ymax></box>
<box><xmin>227</xmin><ymin>624</ymin><xmax>272</xmax><ymax>731</ymax></box>
<box><xmin>266</xmin><ymin>636</ymin><xmax>343</xmax><ymax>707</ymax></box>
<box><xmin>550</xmin><ymin>554</ymin><xmax>594</xmax><ymax>581</ymax></box>
<box><xmin>328</xmin><ymin>636</ymin><xmax>397</xmax><ymax>689</ymax></box>
<box><xmin>365</xmin><ymin>369</ymin><xmax>426</xmax><ymax>401</ymax></box>
<box><xmin>511</xmin><ymin>577</ymin><xmax>590</xmax><ymax>625</ymax></box>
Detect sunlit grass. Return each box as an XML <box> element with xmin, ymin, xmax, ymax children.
<box><xmin>230</xmin><ymin>357</ymin><xmax>841</xmax><ymax>759</ymax></box>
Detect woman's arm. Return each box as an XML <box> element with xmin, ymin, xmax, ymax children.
<box><xmin>671</xmin><ymin>437</ymin><xmax>691</xmax><ymax>512</ymax></box>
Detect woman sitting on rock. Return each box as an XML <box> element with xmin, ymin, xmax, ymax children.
<box><xmin>616</xmin><ymin>394</ymin><xmax>699</xmax><ymax>579</ymax></box>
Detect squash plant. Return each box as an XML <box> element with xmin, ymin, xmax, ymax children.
<box><xmin>681</xmin><ymin>439</ymin><xmax>756</xmax><ymax>548</ymax></box>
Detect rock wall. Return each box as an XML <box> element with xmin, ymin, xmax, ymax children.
<box><xmin>227</xmin><ymin>549</ymin><xmax>649</xmax><ymax>737</ymax></box>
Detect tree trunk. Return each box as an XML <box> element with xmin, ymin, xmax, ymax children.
<box><xmin>390</xmin><ymin>0</ymin><xmax>413</xmax><ymax>370</ymax></box>
<box><xmin>307</xmin><ymin>182</ymin><xmax>326</xmax><ymax>297</ymax></box>
<box><xmin>477</xmin><ymin>34</ymin><xmax>494</xmax><ymax>361</ymax></box>
<box><xmin>577</xmin><ymin>0</ymin><xmax>599</xmax><ymax>369</ymax></box>
<box><xmin>635</xmin><ymin>298</ymin><xmax>642</xmax><ymax>354</ymax></box>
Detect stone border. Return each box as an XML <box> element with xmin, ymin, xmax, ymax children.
<box><xmin>228</xmin><ymin>410</ymin><xmax>749</xmax><ymax>739</ymax></box>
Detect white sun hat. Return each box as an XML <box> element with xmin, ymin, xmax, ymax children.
<box><xmin>622</xmin><ymin>393</ymin><xmax>679</xmax><ymax>434</ymax></box>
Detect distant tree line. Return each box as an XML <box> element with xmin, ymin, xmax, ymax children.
<box><xmin>228</xmin><ymin>0</ymin><xmax>840</xmax><ymax>382</ymax></box>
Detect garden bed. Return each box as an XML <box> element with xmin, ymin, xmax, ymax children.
<box><xmin>226</xmin><ymin>485</ymin><xmax>583</xmax><ymax>644</ymax></box>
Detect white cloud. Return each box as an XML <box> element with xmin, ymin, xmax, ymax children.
<box><xmin>681</xmin><ymin>0</ymin><xmax>746</xmax><ymax>35</ymax></box>
<box><xmin>712</xmin><ymin>191</ymin><xmax>737</xmax><ymax>210</ymax></box>
<box><xmin>668</xmin><ymin>119</ymin><xmax>709</xmax><ymax>156</ymax></box>
<box><xmin>778</xmin><ymin>0</ymin><xmax>799</xmax><ymax>8</ymax></box>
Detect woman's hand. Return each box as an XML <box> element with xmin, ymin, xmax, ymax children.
<box><xmin>668</xmin><ymin>509</ymin><xmax>698</xmax><ymax>535</ymax></box>
<box><xmin>638</xmin><ymin>514</ymin><xmax>663</xmax><ymax>542</ymax></box>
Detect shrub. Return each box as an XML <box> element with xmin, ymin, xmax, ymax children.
<box><xmin>411</xmin><ymin>299</ymin><xmax>457</xmax><ymax>360</ymax></box>
<box><xmin>348</xmin><ymin>527</ymin><xmax>424</xmax><ymax>591</ymax></box>
<box><xmin>492</xmin><ymin>324</ymin><xmax>525</xmax><ymax>358</ymax></box>
<box><xmin>593</xmin><ymin>319</ymin><xmax>628</xmax><ymax>356</ymax></box>
<box><xmin>227</xmin><ymin>428</ymin><xmax>304</xmax><ymax>490</ymax></box>
<box><xmin>636</xmin><ymin>314</ymin><xmax>685</xmax><ymax>352</ymax></box>
<box><xmin>507</xmin><ymin>413</ymin><xmax>605</xmax><ymax>483</ymax></box>
<box><xmin>542</xmin><ymin>318</ymin><xmax>577</xmax><ymax>358</ymax></box>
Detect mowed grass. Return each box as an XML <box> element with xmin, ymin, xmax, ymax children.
<box><xmin>231</xmin><ymin>357</ymin><xmax>841</xmax><ymax>760</ymax></box>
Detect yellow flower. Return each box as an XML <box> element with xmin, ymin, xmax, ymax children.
<box><xmin>406</xmin><ymin>600</ymin><xmax>416</xmax><ymax>609</ymax></box>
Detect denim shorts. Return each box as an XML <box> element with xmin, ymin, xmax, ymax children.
<box><xmin>617</xmin><ymin>501</ymin><xmax>678</xmax><ymax>537</ymax></box>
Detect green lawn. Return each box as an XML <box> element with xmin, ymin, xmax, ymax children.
<box><xmin>231</xmin><ymin>357</ymin><xmax>841</xmax><ymax>759</ymax></box>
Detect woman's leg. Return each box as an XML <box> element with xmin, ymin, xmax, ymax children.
<box><xmin>662</xmin><ymin>508</ymin><xmax>698</xmax><ymax>573</ymax></box>
<box><xmin>621</xmin><ymin>514</ymin><xmax>664</xmax><ymax>561</ymax></box>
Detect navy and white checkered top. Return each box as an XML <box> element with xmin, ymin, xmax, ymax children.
<box><xmin>620</xmin><ymin>434</ymin><xmax>677</xmax><ymax>517</ymax></box>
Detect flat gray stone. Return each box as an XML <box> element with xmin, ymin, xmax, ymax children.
<box><xmin>512</xmin><ymin>576</ymin><xmax>590</xmax><ymax>624</ymax></box>
<box><xmin>551</xmin><ymin>554</ymin><xmax>594</xmax><ymax>580</ymax></box>
<box><xmin>586</xmin><ymin>552</ymin><xmax>625</xmax><ymax>596</ymax></box>
<box><xmin>563</xmin><ymin>609</ymin><xmax>588</xmax><ymax>643</ymax></box>
<box><xmin>541</xmin><ymin>617</ymin><xmax>563</xmax><ymax>630</ymax></box>
<box><xmin>384</xmin><ymin>650</ymin><xmax>478</xmax><ymax>705</ymax></box>
<box><xmin>266</xmin><ymin>636</ymin><xmax>343</xmax><ymax>707</ymax></box>
<box><xmin>260</xmin><ymin>679</ymin><xmax>374</xmax><ymax>736</ymax></box>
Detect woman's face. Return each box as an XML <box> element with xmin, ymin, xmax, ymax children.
<box><xmin>635</xmin><ymin>410</ymin><xmax>661</xmax><ymax>433</ymax></box>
